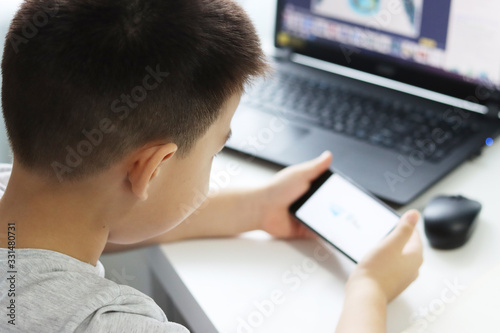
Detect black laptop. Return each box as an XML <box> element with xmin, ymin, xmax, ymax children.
<box><xmin>226</xmin><ymin>0</ymin><xmax>500</xmax><ymax>205</ymax></box>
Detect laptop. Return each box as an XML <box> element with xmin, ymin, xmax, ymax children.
<box><xmin>226</xmin><ymin>0</ymin><xmax>500</xmax><ymax>205</ymax></box>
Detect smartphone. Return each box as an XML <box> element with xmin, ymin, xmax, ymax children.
<box><xmin>290</xmin><ymin>169</ymin><xmax>400</xmax><ymax>263</ymax></box>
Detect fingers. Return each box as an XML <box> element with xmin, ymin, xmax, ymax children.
<box><xmin>383</xmin><ymin>209</ymin><xmax>420</xmax><ymax>251</ymax></box>
<box><xmin>298</xmin><ymin>223</ymin><xmax>318</xmax><ymax>239</ymax></box>
<box><xmin>291</xmin><ymin>150</ymin><xmax>333</xmax><ymax>181</ymax></box>
<box><xmin>403</xmin><ymin>226</ymin><xmax>423</xmax><ymax>256</ymax></box>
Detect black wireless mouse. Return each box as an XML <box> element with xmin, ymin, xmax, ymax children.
<box><xmin>423</xmin><ymin>195</ymin><xmax>482</xmax><ymax>249</ymax></box>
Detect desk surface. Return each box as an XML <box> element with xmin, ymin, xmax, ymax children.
<box><xmin>148</xmin><ymin>1</ymin><xmax>500</xmax><ymax>332</ymax></box>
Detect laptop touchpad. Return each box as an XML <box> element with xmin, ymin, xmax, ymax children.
<box><xmin>228</xmin><ymin>107</ymin><xmax>310</xmax><ymax>155</ymax></box>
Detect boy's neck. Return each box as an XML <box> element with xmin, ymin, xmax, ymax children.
<box><xmin>0</xmin><ymin>163</ymin><xmax>113</xmax><ymax>266</ymax></box>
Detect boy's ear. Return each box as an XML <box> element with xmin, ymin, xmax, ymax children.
<box><xmin>127</xmin><ymin>143</ymin><xmax>178</xmax><ymax>201</ymax></box>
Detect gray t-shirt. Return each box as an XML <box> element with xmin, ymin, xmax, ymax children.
<box><xmin>0</xmin><ymin>164</ymin><xmax>189</xmax><ymax>333</ymax></box>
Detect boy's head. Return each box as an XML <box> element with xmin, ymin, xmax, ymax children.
<box><xmin>1</xmin><ymin>0</ymin><xmax>267</xmax><ymax>243</ymax></box>
<box><xmin>2</xmin><ymin>0</ymin><xmax>266</xmax><ymax>180</ymax></box>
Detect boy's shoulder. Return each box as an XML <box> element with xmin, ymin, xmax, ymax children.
<box><xmin>0</xmin><ymin>248</ymin><xmax>189</xmax><ymax>333</ymax></box>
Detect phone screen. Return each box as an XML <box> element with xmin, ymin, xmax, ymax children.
<box><xmin>294</xmin><ymin>172</ymin><xmax>399</xmax><ymax>263</ymax></box>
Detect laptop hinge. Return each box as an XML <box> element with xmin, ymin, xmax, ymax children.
<box><xmin>274</xmin><ymin>47</ymin><xmax>293</xmax><ymax>62</ymax></box>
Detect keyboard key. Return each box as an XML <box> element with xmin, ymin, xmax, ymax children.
<box><xmin>333</xmin><ymin>123</ymin><xmax>344</xmax><ymax>133</ymax></box>
<box><xmin>355</xmin><ymin>129</ymin><xmax>368</xmax><ymax>139</ymax></box>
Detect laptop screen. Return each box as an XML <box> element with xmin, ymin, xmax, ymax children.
<box><xmin>275</xmin><ymin>0</ymin><xmax>500</xmax><ymax>100</ymax></box>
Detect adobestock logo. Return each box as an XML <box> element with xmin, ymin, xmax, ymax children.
<box><xmin>9</xmin><ymin>3</ymin><xmax>60</xmax><ymax>54</ymax></box>
<box><xmin>383</xmin><ymin>87</ymin><xmax>489</xmax><ymax>193</ymax></box>
<box><xmin>403</xmin><ymin>278</ymin><xmax>466</xmax><ymax>333</ymax></box>
<box><xmin>235</xmin><ymin>245</ymin><xmax>332</xmax><ymax>333</ymax></box>
<box><xmin>51</xmin><ymin>65</ymin><xmax>169</xmax><ymax>182</ymax></box>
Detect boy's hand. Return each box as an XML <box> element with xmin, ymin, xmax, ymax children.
<box><xmin>255</xmin><ymin>151</ymin><xmax>333</xmax><ymax>238</ymax></box>
<box><xmin>346</xmin><ymin>210</ymin><xmax>423</xmax><ymax>303</ymax></box>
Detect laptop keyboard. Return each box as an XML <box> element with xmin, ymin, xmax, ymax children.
<box><xmin>241</xmin><ymin>73</ymin><xmax>480</xmax><ymax>162</ymax></box>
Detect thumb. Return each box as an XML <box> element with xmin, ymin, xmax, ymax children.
<box><xmin>382</xmin><ymin>209</ymin><xmax>420</xmax><ymax>250</ymax></box>
<box><xmin>294</xmin><ymin>151</ymin><xmax>333</xmax><ymax>182</ymax></box>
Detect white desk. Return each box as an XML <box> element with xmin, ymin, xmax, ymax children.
<box><xmin>147</xmin><ymin>1</ymin><xmax>500</xmax><ymax>332</ymax></box>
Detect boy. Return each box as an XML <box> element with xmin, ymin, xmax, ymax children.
<box><xmin>0</xmin><ymin>0</ymin><xmax>422</xmax><ymax>332</ymax></box>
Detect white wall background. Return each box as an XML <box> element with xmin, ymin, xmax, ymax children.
<box><xmin>0</xmin><ymin>0</ymin><xmax>21</xmax><ymax>163</ymax></box>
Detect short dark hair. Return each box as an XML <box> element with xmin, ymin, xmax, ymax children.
<box><xmin>2</xmin><ymin>0</ymin><xmax>267</xmax><ymax>181</ymax></box>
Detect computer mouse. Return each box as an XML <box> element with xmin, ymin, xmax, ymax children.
<box><xmin>423</xmin><ymin>195</ymin><xmax>482</xmax><ymax>249</ymax></box>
